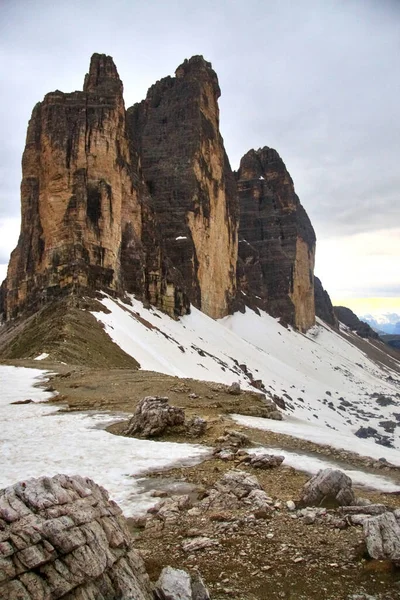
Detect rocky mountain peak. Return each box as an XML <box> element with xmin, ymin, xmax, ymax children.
<box><xmin>83</xmin><ymin>52</ymin><xmax>123</xmax><ymax>95</ymax></box>
<box><xmin>1</xmin><ymin>52</ymin><xmax>321</xmax><ymax>332</ymax></box>
<box><xmin>175</xmin><ymin>55</ymin><xmax>221</xmax><ymax>98</ymax></box>
<box><xmin>236</xmin><ymin>144</ymin><xmax>316</xmax><ymax>331</ymax></box>
<box><xmin>334</xmin><ymin>306</ymin><xmax>379</xmax><ymax>339</ymax></box>
<box><xmin>238</xmin><ymin>147</ymin><xmax>284</xmax><ymax>179</ymax></box>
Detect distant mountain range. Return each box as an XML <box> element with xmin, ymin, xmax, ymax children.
<box><xmin>361</xmin><ymin>313</ymin><xmax>400</xmax><ymax>335</ymax></box>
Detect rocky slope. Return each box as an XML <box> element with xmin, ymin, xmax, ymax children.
<box><xmin>236</xmin><ymin>148</ymin><xmax>316</xmax><ymax>331</ymax></box>
<box><xmin>1</xmin><ymin>53</ymin><xmax>320</xmax><ymax>332</ymax></box>
<box><xmin>314</xmin><ymin>276</ymin><xmax>338</xmax><ymax>328</ymax></box>
<box><xmin>334</xmin><ymin>306</ymin><xmax>379</xmax><ymax>339</ymax></box>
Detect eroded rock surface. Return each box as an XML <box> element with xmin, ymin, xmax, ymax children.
<box><xmin>299</xmin><ymin>468</ymin><xmax>355</xmax><ymax>507</ymax></box>
<box><xmin>1</xmin><ymin>53</ymin><xmax>189</xmax><ymax>321</ymax></box>
<box><xmin>235</xmin><ymin>147</ymin><xmax>316</xmax><ymax>331</ymax></box>
<box><xmin>125</xmin><ymin>396</ymin><xmax>185</xmax><ymax>438</ymax></box>
<box><xmin>127</xmin><ymin>56</ymin><xmax>238</xmax><ymax>319</ymax></box>
<box><xmin>1</xmin><ymin>53</ymin><xmax>319</xmax><ymax>334</ymax></box>
<box><xmin>363</xmin><ymin>512</ymin><xmax>400</xmax><ymax>562</ymax></box>
<box><xmin>314</xmin><ymin>276</ymin><xmax>338</xmax><ymax>328</ymax></box>
<box><xmin>0</xmin><ymin>474</ymin><xmax>153</xmax><ymax>599</ymax></box>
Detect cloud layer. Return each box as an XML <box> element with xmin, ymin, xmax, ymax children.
<box><xmin>1</xmin><ymin>0</ymin><xmax>399</xmax><ymax>308</ymax></box>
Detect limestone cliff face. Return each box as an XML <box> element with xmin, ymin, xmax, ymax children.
<box><xmin>2</xmin><ymin>53</ymin><xmax>320</xmax><ymax>332</ymax></box>
<box><xmin>236</xmin><ymin>148</ymin><xmax>316</xmax><ymax>331</ymax></box>
<box><xmin>1</xmin><ymin>54</ymin><xmax>189</xmax><ymax>320</ymax></box>
<box><xmin>3</xmin><ymin>55</ymin><xmax>129</xmax><ymax>318</ymax></box>
<box><xmin>127</xmin><ymin>56</ymin><xmax>238</xmax><ymax>319</ymax></box>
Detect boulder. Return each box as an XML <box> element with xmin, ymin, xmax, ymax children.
<box><xmin>155</xmin><ymin>566</ymin><xmax>192</xmax><ymax>600</ymax></box>
<box><xmin>215</xmin><ymin>469</ymin><xmax>262</xmax><ymax>499</ymax></box>
<box><xmin>228</xmin><ymin>382</ymin><xmax>241</xmax><ymax>395</ymax></box>
<box><xmin>154</xmin><ymin>567</ymin><xmax>211</xmax><ymax>600</ymax></box>
<box><xmin>125</xmin><ymin>396</ymin><xmax>185</xmax><ymax>437</ymax></box>
<box><xmin>191</xmin><ymin>572</ymin><xmax>211</xmax><ymax>600</ymax></box>
<box><xmin>299</xmin><ymin>468</ymin><xmax>355</xmax><ymax>507</ymax></box>
<box><xmin>0</xmin><ymin>475</ymin><xmax>153</xmax><ymax>600</ymax></box>
<box><xmin>186</xmin><ymin>416</ymin><xmax>207</xmax><ymax>437</ymax></box>
<box><xmin>363</xmin><ymin>512</ymin><xmax>400</xmax><ymax>562</ymax></box>
<box><xmin>249</xmin><ymin>453</ymin><xmax>285</xmax><ymax>469</ymax></box>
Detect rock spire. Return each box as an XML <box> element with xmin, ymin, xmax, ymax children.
<box><xmin>1</xmin><ymin>53</ymin><xmax>319</xmax><ymax>332</ymax></box>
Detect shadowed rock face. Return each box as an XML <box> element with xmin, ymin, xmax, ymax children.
<box><xmin>1</xmin><ymin>53</ymin><xmax>319</xmax><ymax>332</ymax></box>
<box><xmin>127</xmin><ymin>56</ymin><xmax>238</xmax><ymax>319</ymax></box>
<box><xmin>334</xmin><ymin>306</ymin><xmax>379</xmax><ymax>339</ymax></box>
<box><xmin>314</xmin><ymin>276</ymin><xmax>338</xmax><ymax>328</ymax></box>
<box><xmin>1</xmin><ymin>54</ymin><xmax>189</xmax><ymax>320</ymax></box>
<box><xmin>236</xmin><ymin>148</ymin><xmax>316</xmax><ymax>331</ymax></box>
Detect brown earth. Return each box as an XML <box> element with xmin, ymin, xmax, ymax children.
<box><xmin>8</xmin><ymin>363</ymin><xmax>400</xmax><ymax>599</ymax></box>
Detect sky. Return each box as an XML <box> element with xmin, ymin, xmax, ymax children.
<box><xmin>0</xmin><ymin>0</ymin><xmax>399</xmax><ymax>317</ymax></box>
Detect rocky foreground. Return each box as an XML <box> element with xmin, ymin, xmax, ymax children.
<box><xmin>1</xmin><ymin>465</ymin><xmax>400</xmax><ymax>600</ymax></box>
<box><xmin>2</xmin><ymin>395</ymin><xmax>400</xmax><ymax>600</ymax></box>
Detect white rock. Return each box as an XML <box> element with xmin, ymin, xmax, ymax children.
<box><xmin>364</xmin><ymin>512</ymin><xmax>400</xmax><ymax>561</ymax></box>
<box><xmin>156</xmin><ymin>566</ymin><xmax>192</xmax><ymax>600</ymax></box>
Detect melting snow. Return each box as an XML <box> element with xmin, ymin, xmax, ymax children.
<box><xmin>235</xmin><ymin>414</ymin><xmax>400</xmax><ymax>467</ymax></box>
<box><xmin>248</xmin><ymin>447</ymin><xmax>399</xmax><ymax>492</ymax></box>
<box><xmin>175</xmin><ymin>236</ymin><xmax>187</xmax><ymax>241</ymax></box>
<box><xmin>34</xmin><ymin>353</ymin><xmax>49</xmax><ymax>360</ymax></box>
<box><xmin>0</xmin><ymin>366</ymin><xmax>210</xmax><ymax>516</ymax></box>
<box><xmin>93</xmin><ymin>295</ymin><xmax>400</xmax><ymax>458</ymax></box>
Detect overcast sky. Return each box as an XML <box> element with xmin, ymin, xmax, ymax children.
<box><xmin>1</xmin><ymin>0</ymin><xmax>399</xmax><ymax>316</ymax></box>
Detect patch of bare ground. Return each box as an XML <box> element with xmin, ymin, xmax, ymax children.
<box><xmin>5</xmin><ymin>364</ymin><xmax>400</xmax><ymax>599</ymax></box>
<box><xmin>132</xmin><ymin>457</ymin><xmax>400</xmax><ymax>599</ymax></box>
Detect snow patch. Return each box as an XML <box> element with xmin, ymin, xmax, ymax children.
<box><xmin>248</xmin><ymin>447</ymin><xmax>399</xmax><ymax>492</ymax></box>
<box><xmin>234</xmin><ymin>414</ymin><xmax>400</xmax><ymax>467</ymax></box>
<box><xmin>93</xmin><ymin>295</ymin><xmax>400</xmax><ymax>458</ymax></box>
<box><xmin>0</xmin><ymin>366</ymin><xmax>209</xmax><ymax>516</ymax></box>
<box><xmin>34</xmin><ymin>353</ymin><xmax>49</xmax><ymax>361</ymax></box>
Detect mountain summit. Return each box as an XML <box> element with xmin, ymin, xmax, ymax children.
<box><xmin>1</xmin><ymin>53</ymin><xmax>321</xmax><ymax>332</ymax></box>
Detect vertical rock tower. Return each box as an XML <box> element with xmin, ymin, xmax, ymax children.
<box><xmin>236</xmin><ymin>148</ymin><xmax>316</xmax><ymax>331</ymax></box>
<box><xmin>3</xmin><ymin>55</ymin><xmax>135</xmax><ymax>317</ymax></box>
<box><xmin>127</xmin><ymin>56</ymin><xmax>238</xmax><ymax>319</ymax></box>
<box><xmin>1</xmin><ymin>53</ymin><xmax>318</xmax><ymax>332</ymax></box>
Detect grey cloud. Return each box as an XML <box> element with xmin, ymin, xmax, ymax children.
<box><xmin>1</xmin><ymin>0</ymin><xmax>399</xmax><ymax>249</ymax></box>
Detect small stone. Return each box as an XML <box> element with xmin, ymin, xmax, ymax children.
<box><xmin>228</xmin><ymin>382</ymin><xmax>241</xmax><ymax>395</ymax></box>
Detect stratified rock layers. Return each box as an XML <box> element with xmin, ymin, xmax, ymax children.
<box><xmin>0</xmin><ymin>474</ymin><xmax>153</xmax><ymax>599</ymax></box>
<box><xmin>4</xmin><ymin>55</ymin><xmax>134</xmax><ymax>318</ymax></box>
<box><xmin>1</xmin><ymin>53</ymin><xmax>318</xmax><ymax>331</ymax></box>
<box><xmin>236</xmin><ymin>148</ymin><xmax>316</xmax><ymax>331</ymax></box>
<box><xmin>127</xmin><ymin>56</ymin><xmax>238</xmax><ymax>319</ymax></box>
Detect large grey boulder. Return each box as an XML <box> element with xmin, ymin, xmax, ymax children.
<box><xmin>215</xmin><ymin>469</ymin><xmax>262</xmax><ymax>499</ymax></box>
<box><xmin>0</xmin><ymin>475</ymin><xmax>153</xmax><ymax>599</ymax></box>
<box><xmin>125</xmin><ymin>396</ymin><xmax>185</xmax><ymax>437</ymax></box>
<box><xmin>155</xmin><ymin>566</ymin><xmax>192</xmax><ymax>600</ymax></box>
<box><xmin>248</xmin><ymin>453</ymin><xmax>285</xmax><ymax>469</ymax></box>
<box><xmin>154</xmin><ymin>567</ymin><xmax>211</xmax><ymax>600</ymax></box>
<box><xmin>363</xmin><ymin>512</ymin><xmax>400</xmax><ymax>562</ymax></box>
<box><xmin>299</xmin><ymin>468</ymin><xmax>355</xmax><ymax>507</ymax></box>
